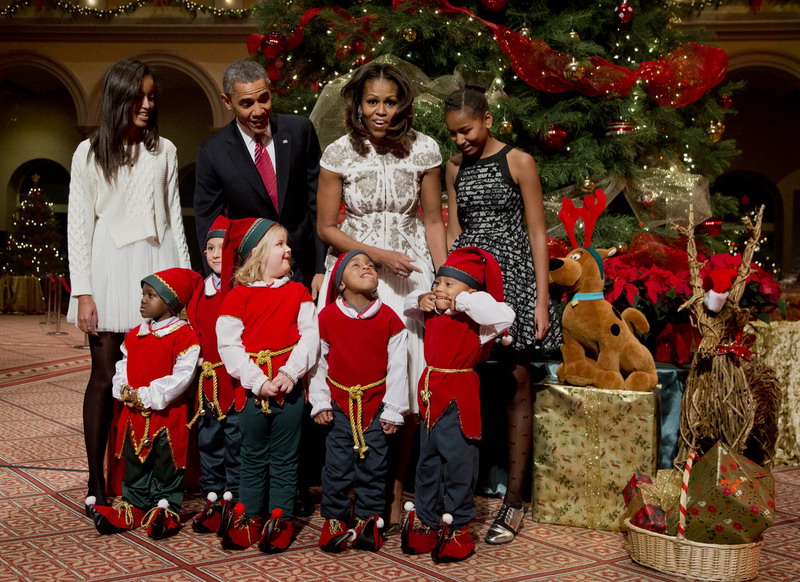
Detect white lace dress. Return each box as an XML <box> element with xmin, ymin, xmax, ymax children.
<box><xmin>317</xmin><ymin>131</ymin><xmax>442</xmax><ymax>414</ymax></box>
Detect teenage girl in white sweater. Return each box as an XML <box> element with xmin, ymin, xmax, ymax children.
<box><xmin>67</xmin><ymin>58</ymin><xmax>191</xmax><ymax>505</ymax></box>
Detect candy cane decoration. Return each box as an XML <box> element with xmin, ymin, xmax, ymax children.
<box><xmin>677</xmin><ymin>450</ymin><xmax>698</xmax><ymax>539</ymax></box>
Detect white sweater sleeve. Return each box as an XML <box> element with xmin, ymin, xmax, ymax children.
<box><xmin>454</xmin><ymin>291</ymin><xmax>516</xmax><ymax>345</ymax></box>
<box><xmin>307</xmin><ymin>339</ymin><xmax>333</xmax><ymax>417</ymax></box>
<box><xmin>279</xmin><ymin>301</ymin><xmax>320</xmax><ymax>383</ymax></box>
<box><xmin>217</xmin><ymin>315</ymin><xmax>268</xmax><ymax>395</ymax></box>
<box><xmin>111</xmin><ymin>341</ymin><xmax>129</xmax><ymax>400</ymax></box>
<box><xmin>380</xmin><ymin>329</ymin><xmax>408</xmax><ymax>425</ymax></box>
<box><xmin>67</xmin><ymin>143</ymin><xmax>95</xmax><ymax>297</ymax></box>
<box><xmin>164</xmin><ymin>143</ymin><xmax>191</xmax><ymax>268</ymax></box>
<box><xmin>138</xmin><ymin>345</ymin><xmax>200</xmax><ymax>411</ymax></box>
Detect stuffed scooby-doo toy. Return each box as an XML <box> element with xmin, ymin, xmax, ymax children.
<box><xmin>549</xmin><ymin>189</ymin><xmax>657</xmax><ymax>392</ymax></box>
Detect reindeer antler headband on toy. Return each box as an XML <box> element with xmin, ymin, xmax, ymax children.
<box><xmin>558</xmin><ymin>189</ymin><xmax>607</xmax><ymax>278</ymax></box>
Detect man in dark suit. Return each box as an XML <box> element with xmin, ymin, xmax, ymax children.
<box><xmin>194</xmin><ymin>59</ymin><xmax>325</xmax><ymax>297</ymax></box>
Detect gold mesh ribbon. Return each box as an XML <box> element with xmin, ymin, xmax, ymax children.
<box><xmin>187</xmin><ymin>361</ymin><xmax>225</xmax><ymax>428</ymax></box>
<box><xmin>248</xmin><ymin>343</ymin><xmax>298</xmax><ymax>414</ymax></box>
<box><xmin>326</xmin><ymin>375</ymin><xmax>387</xmax><ymax>459</ymax></box>
<box><xmin>420</xmin><ymin>365</ymin><xmax>473</xmax><ymax>429</ymax></box>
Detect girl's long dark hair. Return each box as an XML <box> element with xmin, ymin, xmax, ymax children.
<box><xmin>90</xmin><ymin>58</ymin><xmax>159</xmax><ymax>183</ymax></box>
<box><xmin>342</xmin><ymin>62</ymin><xmax>415</xmax><ymax>156</ymax></box>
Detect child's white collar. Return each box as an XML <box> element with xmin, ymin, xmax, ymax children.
<box><xmin>137</xmin><ymin>315</ymin><xmax>184</xmax><ymax>337</ymax></box>
<box><xmin>335</xmin><ymin>296</ymin><xmax>382</xmax><ymax>319</ymax></box>
<box><xmin>247</xmin><ymin>276</ymin><xmax>290</xmax><ymax>289</ymax></box>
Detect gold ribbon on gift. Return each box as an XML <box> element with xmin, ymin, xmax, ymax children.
<box><xmin>326</xmin><ymin>375</ymin><xmax>387</xmax><ymax>459</ymax></box>
<box><xmin>248</xmin><ymin>343</ymin><xmax>298</xmax><ymax>414</ymax></box>
<box><xmin>187</xmin><ymin>360</ymin><xmax>225</xmax><ymax>428</ymax></box>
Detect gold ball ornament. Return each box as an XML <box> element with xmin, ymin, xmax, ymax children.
<box><xmin>519</xmin><ymin>26</ymin><xmax>532</xmax><ymax>38</ymax></box>
<box><xmin>580</xmin><ymin>178</ymin><xmax>596</xmax><ymax>192</ymax></box>
<box><xmin>497</xmin><ymin>119</ymin><xmax>513</xmax><ymax>135</ymax></box>
<box><xmin>403</xmin><ymin>28</ymin><xmax>417</xmax><ymax>42</ymax></box>
<box><xmin>563</xmin><ymin>58</ymin><xmax>587</xmax><ymax>82</ymax></box>
<box><xmin>569</xmin><ymin>29</ymin><xmax>581</xmax><ymax>40</ymax></box>
<box><xmin>707</xmin><ymin>121</ymin><xmax>726</xmax><ymax>143</ymax></box>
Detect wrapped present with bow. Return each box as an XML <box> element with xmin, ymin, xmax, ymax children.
<box><xmin>683</xmin><ymin>441</ymin><xmax>775</xmax><ymax>545</ymax></box>
<box><xmin>621</xmin><ymin>469</ymin><xmax>682</xmax><ymax>534</ymax></box>
<box><xmin>532</xmin><ymin>382</ymin><xmax>657</xmax><ymax>531</ymax></box>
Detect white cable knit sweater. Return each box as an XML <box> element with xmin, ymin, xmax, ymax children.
<box><xmin>67</xmin><ymin>137</ymin><xmax>191</xmax><ymax>296</ymax></box>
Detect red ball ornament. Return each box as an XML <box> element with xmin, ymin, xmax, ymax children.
<box><xmin>615</xmin><ymin>3</ymin><xmax>634</xmax><ymax>24</ymax></box>
<box><xmin>547</xmin><ymin>235</ymin><xmax>572</xmax><ymax>260</ymax></box>
<box><xmin>697</xmin><ymin>217</ymin><xmax>723</xmax><ymax>237</ymax></box>
<box><xmin>719</xmin><ymin>95</ymin><xmax>733</xmax><ymax>109</ymax></box>
<box><xmin>740</xmin><ymin>194</ymin><xmax>751</xmax><ymax>206</ymax></box>
<box><xmin>541</xmin><ymin>124</ymin><xmax>568</xmax><ymax>151</ymax></box>
<box><xmin>261</xmin><ymin>31</ymin><xmax>288</xmax><ymax>59</ymax></box>
<box><xmin>481</xmin><ymin>0</ymin><xmax>508</xmax><ymax>11</ymax></box>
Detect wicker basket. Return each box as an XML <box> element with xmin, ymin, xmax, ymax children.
<box><xmin>623</xmin><ymin>451</ymin><xmax>763</xmax><ymax>581</ymax></box>
<box><xmin>625</xmin><ymin>519</ymin><xmax>763</xmax><ymax>581</ymax></box>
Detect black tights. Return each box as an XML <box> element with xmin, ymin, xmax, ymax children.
<box><xmin>503</xmin><ymin>360</ymin><xmax>532</xmax><ymax>507</ymax></box>
<box><xmin>83</xmin><ymin>331</ymin><xmax>124</xmax><ymax>503</ymax></box>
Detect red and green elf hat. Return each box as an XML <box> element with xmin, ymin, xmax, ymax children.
<box><xmin>142</xmin><ymin>267</ymin><xmax>203</xmax><ymax>315</ymax></box>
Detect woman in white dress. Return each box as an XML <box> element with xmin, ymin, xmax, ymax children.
<box><xmin>316</xmin><ymin>62</ymin><xmax>447</xmax><ymax>532</ymax></box>
<box><xmin>67</xmin><ymin>58</ymin><xmax>191</xmax><ymax>505</ymax></box>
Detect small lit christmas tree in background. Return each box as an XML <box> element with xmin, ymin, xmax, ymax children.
<box><xmin>1</xmin><ymin>174</ymin><xmax>65</xmax><ymax>277</ymax></box>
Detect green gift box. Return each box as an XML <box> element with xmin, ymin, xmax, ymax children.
<box><xmin>684</xmin><ymin>441</ymin><xmax>775</xmax><ymax>544</ymax></box>
<box><xmin>532</xmin><ymin>382</ymin><xmax>657</xmax><ymax>531</ymax></box>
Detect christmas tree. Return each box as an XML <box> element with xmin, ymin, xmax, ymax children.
<box><xmin>249</xmin><ymin>0</ymin><xmax>738</xmax><ymax>231</ymax></box>
<box><xmin>1</xmin><ymin>175</ymin><xmax>65</xmax><ymax>277</ymax></box>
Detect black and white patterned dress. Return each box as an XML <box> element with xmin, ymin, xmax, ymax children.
<box><xmin>452</xmin><ymin>145</ymin><xmax>560</xmax><ymax>351</ymax></box>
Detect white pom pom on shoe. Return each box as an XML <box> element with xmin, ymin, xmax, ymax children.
<box><xmin>442</xmin><ymin>513</ymin><xmax>453</xmax><ymax>525</ymax></box>
<box><xmin>377</xmin><ymin>517</ymin><xmax>385</xmax><ymax>529</ymax></box>
<box><xmin>206</xmin><ymin>492</ymin><xmax>218</xmax><ymax>503</ymax></box>
<box><xmin>85</xmin><ymin>496</ymin><xmax>96</xmax><ymax>507</ymax></box>
<box><xmin>404</xmin><ymin>501</ymin><xmax>415</xmax><ymax>512</ymax></box>
<box><xmin>158</xmin><ymin>499</ymin><xmax>170</xmax><ymax>509</ymax></box>
<box><xmin>223</xmin><ymin>491</ymin><xmax>233</xmax><ymax>502</ymax></box>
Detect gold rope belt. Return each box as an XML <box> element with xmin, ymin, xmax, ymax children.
<box><xmin>421</xmin><ymin>365</ymin><xmax>474</xmax><ymax>428</ymax></box>
<box><xmin>187</xmin><ymin>361</ymin><xmax>225</xmax><ymax>428</ymax></box>
<box><xmin>326</xmin><ymin>375</ymin><xmax>387</xmax><ymax>459</ymax></box>
<box><xmin>247</xmin><ymin>343</ymin><xmax>298</xmax><ymax>414</ymax></box>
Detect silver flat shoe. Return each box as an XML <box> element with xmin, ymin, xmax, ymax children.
<box><xmin>484</xmin><ymin>504</ymin><xmax>523</xmax><ymax>545</ymax></box>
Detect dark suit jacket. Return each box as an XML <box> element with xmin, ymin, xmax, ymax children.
<box><xmin>193</xmin><ymin>114</ymin><xmax>325</xmax><ymax>286</ymax></box>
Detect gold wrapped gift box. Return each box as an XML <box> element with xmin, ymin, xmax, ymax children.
<box><xmin>532</xmin><ymin>381</ymin><xmax>658</xmax><ymax>531</ymax></box>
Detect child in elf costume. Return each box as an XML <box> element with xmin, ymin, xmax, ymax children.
<box><xmin>216</xmin><ymin>218</ymin><xmax>319</xmax><ymax>553</ymax></box>
<box><xmin>401</xmin><ymin>247</ymin><xmax>515</xmax><ymax>562</ymax></box>
<box><xmin>86</xmin><ymin>267</ymin><xmax>202</xmax><ymax>540</ymax></box>
<box><xmin>186</xmin><ymin>215</ymin><xmax>245</xmax><ymax>535</ymax></box>
<box><xmin>309</xmin><ymin>250</ymin><xmax>408</xmax><ymax>553</ymax></box>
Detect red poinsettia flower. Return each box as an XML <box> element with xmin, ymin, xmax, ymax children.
<box><xmin>733</xmin><ymin>522</ymin><xmax>744</xmax><ymax>530</ymax></box>
<box><xmin>707</xmin><ymin>505</ymin><xmax>718</xmax><ymax>513</ymax></box>
<box><xmin>714</xmin><ymin>524</ymin><xmax>725</xmax><ymax>532</ymax></box>
<box><xmin>689</xmin><ymin>507</ymin><xmax>700</xmax><ymax>516</ymax></box>
<box><xmin>750</xmin><ymin>505</ymin><xmax>761</xmax><ymax>515</ymax></box>
<box><xmin>722</xmin><ymin>486</ymin><xmax>733</xmax><ymax>496</ymax></box>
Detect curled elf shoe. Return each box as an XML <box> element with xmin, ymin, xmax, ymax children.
<box><xmin>85</xmin><ymin>497</ymin><xmax>144</xmax><ymax>535</ymax></box>
<box><xmin>258</xmin><ymin>509</ymin><xmax>294</xmax><ymax>554</ymax></box>
<box><xmin>144</xmin><ymin>499</ymin><xmax>182</xmax><ymax>540</ymax></box>
<box><xmin>221</xmin><ymin>504</ymin><xmax>263</xmax><ymax>550</ymax></box>
<box><xmin>432</xmin><ymin>515</ymin><xmax>474</xmax><ymax>563</ymax></box>
<box><xmin>352</xmin><ymin>514</ymin><xmax>384</xmax><ymax>552</ymax></box>
<box><xmin>484</xmin><ymin>503</ymin><xmax>524</xmax><ymax>545</ymax></box>
<box><xmin>192</xmin><ymin>492</ymin><xmax>222</xmax><ymax>534</ymax></box>
<box><xmin>400</xmin><ymin>502</ymin><xmax>439</xmax><ymax>555</ymax></box>
<box><xmin>318</xmin><ymin>518</ymin><xmax>351</xmax><ymax>553</ymax></box>
<box><xmin>216</xmin><ymin>491</ymin><xmax>234</xmax><ymax>538</ymax></box>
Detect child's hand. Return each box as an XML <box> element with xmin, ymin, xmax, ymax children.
<box><xmin>259</xmin><ymin>380</ymin><xmax>280</xmax><ymax>397</ymax></box>
<box><xmin>272</xmin><ymin>372</ymin><xmax>295</xmax><ymax>393</ymax></box>
<box><xmin>314</xmin><ymin>410</ymin><xmax>333</xmax><ymax>425</ymax></box>
<box><xmin>381</xmin><ymin>421</ymin><xmax>399</xmax><ymax>435</ymax></box>
<box><xmin>418</xmin><ymin>293</ymin><xmax>437</xmax><ymax>312</ymax></box>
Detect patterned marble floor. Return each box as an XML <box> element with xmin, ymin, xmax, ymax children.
<box><xmin>0</xmin><ymin>313</ymin><xmax>798</xmax><ymax>582</ymax></box>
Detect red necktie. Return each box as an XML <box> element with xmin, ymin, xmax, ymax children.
<box><xmin>255</xmin><ymin>140</ymin><xmax>279</xmax><ymax>212</ymax></box>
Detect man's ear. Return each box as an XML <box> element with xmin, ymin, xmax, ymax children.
<box><xmin>221</xmin><ymin>93</ymin><xmax>232</xmax><ymax>111</ymax></box>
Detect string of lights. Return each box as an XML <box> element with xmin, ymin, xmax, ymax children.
<box><xmin>1</xmin><ymin>0</ymin><xmax>251</xmax><ymax>19</ymax></box>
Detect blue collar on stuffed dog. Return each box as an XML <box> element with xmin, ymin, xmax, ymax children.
<box><xmin>570</xmin><ymin>292</ymin><xmax>605</xmax><ymax>302</ymax></box>
<box><xmin>582</xmin><ymin>246</ymin><xmax>605</xmax><ymax>279</ymax></box>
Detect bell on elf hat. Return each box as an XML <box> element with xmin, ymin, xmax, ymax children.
<box><xmin>141</xmin><ymin>268</ymin><xmax>203</xmax><ymax>316</ymax></box>
<box><xmin>438</xmin><ymin>246</ymin><xmax>512</xmax><ymax>345</ymax></box>
<box><xmin>220</xmin><ymin>217</ymin><xmax>279</xmax><ymax>289</ymax></box>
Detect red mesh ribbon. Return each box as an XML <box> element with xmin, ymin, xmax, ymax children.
<box><xmin>437</xmin><ymin>0</ymin><xmax>726</xmax><ymax>107</ymax></box>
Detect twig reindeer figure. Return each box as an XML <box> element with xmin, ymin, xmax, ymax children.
<box><xmin>549</xmin><ymin>189</ymin><xmax>657</xmax><ymax>392</ymax></box>
<box><xmin>676</xmin><ymin>206</ymin><xmax>766</xmax><ymax>463</ymax></box>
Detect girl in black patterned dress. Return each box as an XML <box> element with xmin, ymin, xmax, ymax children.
<box><xmin>444</xmin><ymin>85</ymin><xmax>557</xmax><ymax>545</ymax></box>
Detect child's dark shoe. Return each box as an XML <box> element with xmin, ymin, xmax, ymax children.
<box><xmin>258</xmin><ymin>509</ymin><xmax>294</xmax><ymax>554</ymax></box>
<box><xmin>144</xmin><ymin>499</ymin><xmax>182</xmax><ymax>540</ymax></box>
<box><xmin>432</xmin><ymin>514</ymin><xmax>475</xmax><ymax>563</ymax></box>
<box><xmin>216</xmin><ymin>491</ymin><xmax>234</xmax><ymax>538</ymax></box>
<box><xmin>400</xmin><ymin>502</ymin><xmax>438</xmax><ymax>555</ymax></box>
<box><xmin>352</xmin><ymin>514</ymin><xmax>384</xmax><ymax>552</ymax></box>
<box><xmin>318</xmin><ymin>518</ymin><xmax>351</xmax><ymax>553</ymax></box>
<box><xmin>221</xmin><ymin>503</ymin><xmax>262</xmax><ymax>550</ymax></box>
<box><xmin>192</xmin><ymin>492</ymin><xmax>222</xmax><ymax>534</ymax></box>
<box><xmin>85</xmin><ymin>496</ymin><xmax>144</xmax><ymax>535</ymax></box>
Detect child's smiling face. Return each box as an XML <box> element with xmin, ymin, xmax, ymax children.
<box><xmin>339</xmin><ymin>254</ymin><xmax>379</xmax><ymax>296</ymax></box>
<box><xmin>431</xmin><ymin>275</ymin><xmax>474</xmax><ymax>311</ymax></box>
<box><xmin>204</xmin><ymin>237</ymin><xmax>223</xmax><ymax>275</ymax></box>
<box><xmin>259</xmin><ymin>230</ymin><xmax>292</xmax><ymax>281</ymax></box>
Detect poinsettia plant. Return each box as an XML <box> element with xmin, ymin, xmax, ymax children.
<box><xmin>601</xmin><ymin>232</ymin><xmax>784</xmax><ymax>364</ymax></box>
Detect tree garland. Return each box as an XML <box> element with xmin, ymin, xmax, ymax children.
<box><xmin>1</xmin><ymin>0</ymin><xmax>251</xmax><ymax>19</ymax></box>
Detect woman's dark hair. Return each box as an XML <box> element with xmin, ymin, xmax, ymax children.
<box><xmin>342</xmin><ymin>62</ymin><xmax>415</xmax><ymax>156</ymax></box>
<box><xmin>444</xmin><ymin>84</ymin><xmax>489</xmax><ymax>119</ymax></box>
<box><xmin>90</xmin><ymin>58</ymin><xmax>159</xmax><ymax>182</ymax></box>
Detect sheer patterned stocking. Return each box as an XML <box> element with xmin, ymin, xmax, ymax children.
<box><xmin>503</xmin><ymin>361</ymin><xmax>532</xmax><ymax>507</ymax></box>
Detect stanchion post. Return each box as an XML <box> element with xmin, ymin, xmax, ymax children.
<box><xmin>41</xmin><ymin>272</ymin><xmax>54</xmax><ymax>325</ymax></box>
<box><xmin>47</xmin><ymin>274</ymin><xmax>68</xmax><ymax>336</ymax></box>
